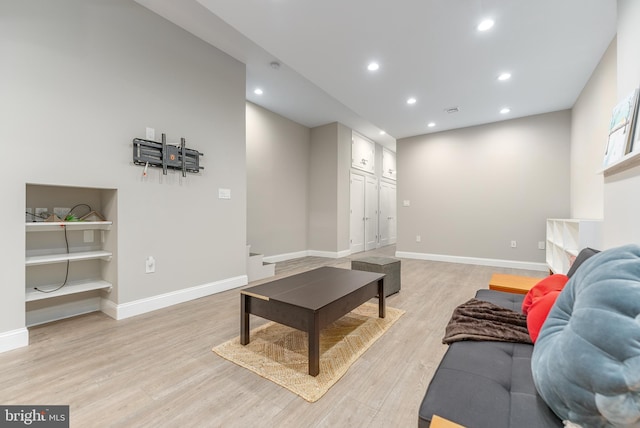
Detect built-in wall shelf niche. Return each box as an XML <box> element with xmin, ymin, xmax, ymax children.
<box><xmin>25</xmin><ymin>183</ymin><xmax>117</xmax><ymax>326</ymax></box>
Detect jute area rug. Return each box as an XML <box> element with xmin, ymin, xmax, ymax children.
<box><xmin>212</xmin><ymin>302</ymin><xmax>404</xmax><ymax>402</ymax></box>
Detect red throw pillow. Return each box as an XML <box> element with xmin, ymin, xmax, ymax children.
<box><xmin>522</xmin><ymin>274</ymin><xmax>569</xmax><ymax>315</ymax></box>
<box><xmin>527</xmin><ymin>291</ymin><xmax>561</xmax><ymax>342</ymax></box>
<box><xmin>521</xmin><ymin>274</ymin><xmax>569</xmax><ymax>342</ymax></box>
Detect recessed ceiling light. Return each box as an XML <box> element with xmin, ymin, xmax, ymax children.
<box><xmin>497</xmin><ymin>72</ymin><xmax>511</xmax><ymax>81</ymax></box>
<box><xmin>254</xmin><ymin>88</ymin><xmax>263</xmax><ymax>95</ymax></box>
<box><xmin>379</xmin><ymin>130</ymin><xmax>386</xmax><ymax>135</ymax></box>
<box><xmin>427</xmin><ymin>122</ymin><xmax>436</xmax><ymax>128</ymax></box>
<box><xmin>477</xmin><ymin>18</ymin><xmax>494</xmax><ymax>32</ymax></box>
<box><xmin>368</xmin><ymin>62</ymin><xmax>380</xmax><ymax>71</ymax></box>
<box><xmin>407</xmin><ymin>97</ymin><xmax>417</xmax><ymax>105</ymax></box>
<box><xmin>500</xmin><ymin>107</ymin><xmax>511</xmax><ymax>114</ymax></box>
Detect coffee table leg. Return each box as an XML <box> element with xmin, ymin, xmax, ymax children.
<box><xmin>378</xmin><ymin>278</ymin><xmax>386</xmax><ymax>318</ymax></box>
<box><xmin>308</xmin><ymin>311</ymin><xmax>320</xmax><ymax>376</ymax></box>
<box><xmin>240</xmin><ymin>293</ymin><xmax>250</xmax><ymax>345</ymax></box>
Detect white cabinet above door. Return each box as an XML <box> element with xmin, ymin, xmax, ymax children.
<box><xmin>351</xmin><ymin>133</ymin><xmax>375</xmax><ymax>174</ymax></box>
<box><xmin>382</xmin><ymin>148</ymin><xmax>396</xmax><ymax>181</ymax></box>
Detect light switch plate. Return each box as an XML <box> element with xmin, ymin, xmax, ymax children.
<box><xmin>218</xmin><ymin>188</ymin><xmax>231</xmax><ymax>199</ymax></box>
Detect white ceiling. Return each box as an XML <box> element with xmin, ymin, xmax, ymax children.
<box><xmin>135</xmin><ymin>0</ymin><xmax>617</xmax><ymax>151</ymax></box>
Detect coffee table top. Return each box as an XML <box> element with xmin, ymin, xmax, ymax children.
<box><xmin>241</xmin><ymin>267</ymin><xmax>385</xmax><ymax>311</ymax></box>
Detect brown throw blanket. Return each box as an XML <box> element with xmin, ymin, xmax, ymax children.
<box><xmin>442</xmin><ymin>298</ymin><xmax>532</xmax><ymax>345</ymax></box>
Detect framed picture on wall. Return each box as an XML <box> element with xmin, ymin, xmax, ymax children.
<box><xmin>603</xmin><ymin>88</ymin><xmax>639</xmax><ymax>168</ymax></box>
<box><xmin>631</xmin><ymin>88</ymin><xmax>640</xmax><ymax>154</ymax></box>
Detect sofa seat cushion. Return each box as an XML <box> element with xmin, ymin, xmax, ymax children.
<box><xmin>418</xmin><ymin>340</ymin><xmax>562</xmax><ymax>428</ymax></box>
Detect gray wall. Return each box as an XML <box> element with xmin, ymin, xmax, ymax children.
<box><xmin>337</xmin><ymin>123</ymin><xmax>353</xmax><ymax>255</ymax></box>
<box><xmin>0</xmin><ymin>0</ymin><xmax>246</xmax><ymax>342</ymax></box>
<box><xmin>571</xmin><ymin>39</ymin><xmax>617</xmax><ymax>219</ymax></box>
<box><xmin>307</xmin><ymin>122</ymin><xmax>352</xmax><ymax>256</ymax></box>
<box><xmin>308</xmin><ymin>124</ymin><xmax>339</xmax><ymax>253</ymax></box>
<box><xmin>396</xmin><ymin>111</ymin><xmax>571</xmax><ymax>265</ymax></box>
<box><xmin>604</xmin><ymin>0</ymin><xmax>640</xmax><ymax>248</ymax></box>
<box><xmin>246</xmin><ymin>102</ymin><xmax>310</xmax><ymax>257</ymax></box>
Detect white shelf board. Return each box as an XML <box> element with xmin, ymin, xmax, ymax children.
<box><xmin>26</xmin><ymin>250</ymin><xmax>112</xmax><ymax>266</ymax></box>
<box><xmin>26</xmin><ymin>279</ymin><xmax>112</xmax><ymax>302</ymax></box>
<box><xmin>601</xmin><ymin>150</ymin><xmax>640</xmax><ymax>176</ymax></box>
<box><xmin>26</xmin><ymin>221</ymin><xmax>112</xmax><ymax>232</ymax></box>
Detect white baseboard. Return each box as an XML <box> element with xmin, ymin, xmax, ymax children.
<box><xmin>395</xmin><ymin>251</ymin><xmax>548</xmax><ymax>272</ymax></box>
<box><xmin>263</xmin><ymin>250</ymin><xmax>309</xmax><ymax>263</ymax></box>
<box><xmin>307</xmin><ymin>249</ymin><xmax>352</xmax><ymax>259</ymax></box>
<box><xmin>0</xmin><ymin>328</ymin><xmax>29</xmax><ymax>353</ymax></box>
<box><xmin>337</xmin><ymin>249</ymin><xmax>352</xmax><ymax>258</ymax></box>
<box><xmin>264</xmin><ymin>248</ymin><xmax>353</xmax><ymax>263</ymax></box>
<box><xmin>102</xmin><ymin>275</ymin><xmax>248</xmax><ymax>320</ymax></box>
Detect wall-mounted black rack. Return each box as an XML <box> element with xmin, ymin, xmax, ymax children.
<box><xmin>133</xmin><ymin>134</ymin><xmax>204</xmax><ymax>177</ymax></box>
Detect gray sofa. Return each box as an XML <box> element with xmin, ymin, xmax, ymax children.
<box><xmin>418</xmin><ymin>248</ymin><xmax>600</xmax><ymax>428</ymax></box>
<box><xmin>418</xmin><ymin>289</ymin><xmax>562</xmax><ymax>427</ymax></box>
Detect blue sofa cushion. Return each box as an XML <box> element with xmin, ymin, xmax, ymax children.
<box><xmin>531</xmin><ymin>244</ymin><xmax>640</xmax><ymax>426</ymax></box>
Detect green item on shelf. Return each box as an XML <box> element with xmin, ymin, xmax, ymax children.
<box><xmin>64</xmin><ymin>214</ymin><xmax>80</xmax><ymax>222</ymax></box>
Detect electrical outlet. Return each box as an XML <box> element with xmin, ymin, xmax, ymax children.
<box><xmin>146</xmin><ymin>256</ymin><xmax>156</xmax><ymax>273</ymax></box>
<box><xmin>511</xmin><ymin>240</ymin><xmax>517</xmax><ymax>248</ymax></box>
<box><xmin>538</xmin><ymin>241</ymin><xmax>546</xmax><ymax>250</ymax></box>
<box><xmin>35</xmin><ymin>208</ymin><xmax>48</xmax><ymax>222</ymax></box>
<box><xmin>416</xmin><ymin>235</ymin><xmax>421</xmax><ymax>243</ymax></box>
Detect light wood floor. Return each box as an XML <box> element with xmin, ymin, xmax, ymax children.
<box><xmin>0</xmin><ymin>246</ymin><xmax>545</xmax><ymax>427</ymax></box>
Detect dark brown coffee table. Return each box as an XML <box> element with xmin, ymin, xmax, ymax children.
<box><xmin>240</xmin><ymin>266</ymin><xmax>386</xmax><ymax>376</ymax></box>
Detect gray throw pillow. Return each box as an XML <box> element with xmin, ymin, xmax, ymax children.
<box><xmin>532</xmin><ymin>244</ymin><xmax>640</xmax><ymax>427</ymax></box>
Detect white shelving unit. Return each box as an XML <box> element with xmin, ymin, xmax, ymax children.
<box><xmin>25</xmin><ymin>184</ymin><xmax>117</xmax><ymax>326</ymax></box>
<box><xmin>25</xmin><ymin>221</ymin><xmax>113</xmax><ymax>300</ymax></box>
<box><xmin>546</xmin><ymin>219</ymin><xmax>602</xmax><ymax>274</ymax></box>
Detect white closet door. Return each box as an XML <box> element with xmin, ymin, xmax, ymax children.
<box><xmin>365</xmin><ymin>176</ymin><xmax>378</xmax><ymax>251</ymax></box>
<box><xmin>388</xmin><ymin>183</ymin><xmax>397</xmax><ymax>244</ymax></box>
<box><xmin>350</xmin><ymin>173</ymin><xmax>365</xmax><ymax>253</ymax></box>
<box><xmin>379</xmin><ymin>181</ymin><xmax>397</xmax><ymax>246</ymax></box>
